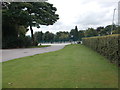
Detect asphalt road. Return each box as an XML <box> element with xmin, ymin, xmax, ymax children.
<box><xmin>2</xmin><ymin>43</ymin><xmax>70</xmax><ymax>62</ymax></box>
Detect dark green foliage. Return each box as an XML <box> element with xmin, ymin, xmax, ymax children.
<box><xmin>42</xmin><ymin>31</ymin><xmax>55</xmax><ymax>43</ymax></box>
<box><xmin>2</xmin><ymin>2</ymin><xmax>59</xmax><ymax>48</ymax></box>
<box><xmin>55</xmin><ymin>31</ymin><xmax>70</xmax><ymax>42</ymax></box>
<box><xmin>2</xmin><ymin>2</ymin><xmax>31</xmax><ymax>48</ymax></box>
<box><xmin>96</xmin><ymin>25</ymin><xmax>119</xmax><ymax>36</ymax></box>
<box><xmin>34</xmin><ymin>31</ymin><xmax>70</xmax><ymax>43</ymax></box>
<box><xmin>34</xmin><ymin>31</ymin><xmax>43</xmax><ymax>43</ymax></box>
<box><xmin>112</xmin><ymin>26</ymin><xmax>120</xmax><ymax>34</ymax></box>
<box><xmin>2</xmin><ymin>21</ymin><xmax>31</xmax><ymax>48</ymax></box>
<box><xmin>2</xmin><ymin>35</ymin><xmax>32</xmax><ymax>49</ymax></box>
<box><xmin>84</xmin><ymin>28</ymin><xmax>98</xmax><ymax>37</ymax></box>
<box><xmin>22</xmin><ymin>2</ymin><xmax>59</xmax><ymax>44</ymax></box>
<box><xmin>18</xmin><ymin>36</ymin><xmax>32</xmax><ymax>48</ymax></box>
<box><xmin>82</xmin><ymin>34</ymin><xmax>120</xmax><ymax>64</ymax></box>
<box><xmin>2</xmin><ymin>36</ymin><xmax>18</xmax><ymax>49</ymax></box>
<box><xmin>70</xmin><ymin>26</ymin><xmax>79</xmax><ymax>41</ymax></box>
<box><xmin>78</xmin><ymin>30</ymin><xmax>85</xmax><ymax>41</ymax></box>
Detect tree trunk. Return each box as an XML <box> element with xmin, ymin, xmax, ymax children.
<box><xmin>30</xmin><ymin>25</ymin><xmax>35</xmax><ymax>46</ymax></box>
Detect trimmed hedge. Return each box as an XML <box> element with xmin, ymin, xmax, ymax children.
<box><xmin>82</xmin><ymin>34</ymin><xmax>120</xmax><ymax>65</ymax></box>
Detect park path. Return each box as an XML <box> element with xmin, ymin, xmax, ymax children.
<box><xmin>2</xmin><ymin>43</ymin><xmax>70</xmax><ymax>62</ymax></box>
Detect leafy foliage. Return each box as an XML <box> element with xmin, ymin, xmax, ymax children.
<box><xmin>2</xmin><ymin>2</ymin><xmax>59</xmax><ymax>48</ymax></box>
<box><xmin>84</xmin><ymin>28</ymin><xmax>97</xmax><ymax>37</ymax></box>
<box><xmin>42</xmin><ymin>31</ymin><xmax>54</xmax><ymax>43</ymax></box>
<box><xmin>78</xmin><ymin>30</ymin><xmax>85</xmax><ymax>40</ymax></box>
<box><xmin>55</xmin><ymin>31</ymin><xmax>70</xmax><ymax>42</ymax></box>
<box><xmin>82</xmin><ymin>34</ymin><xmax>120</xmax><ymax>65</ymax></box>
<box><xmin>34</xmin><ymin>31</ymin><xmax>43</xmax><ymax>43</ymax></box>
<box><xmin>70</xmin><ymin>26</ymin><xmax>79</xmax><ymax>41</ymax></box>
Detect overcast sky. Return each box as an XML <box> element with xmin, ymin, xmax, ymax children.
<box><xmin>26</xmin><ymin>0</ymin><xmax>119</xmax><ymax>35</ymax></box>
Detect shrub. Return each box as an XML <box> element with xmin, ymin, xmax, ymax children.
<box><xmin>2</xmin><ymin>36</ymin><xmax>19</xmax><ymax>49</ymax></box>
<box><xmin>82</xmin><ymin>34</ymin><xmax>120</xmax><ymax>65</ymax></box>
<box><xmin>2</xmin><ymin>36</ymin><xmax>33</xmax><ymax>49</ymax></box>
<box><xmin>18</xmin><ymin>36</ymin><xmax>32</xmax><ymax>48</ymax></box>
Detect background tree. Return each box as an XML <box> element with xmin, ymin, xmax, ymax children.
<box><xmin>34</xmin><ymin>31</ymin><xmax>43</xmax><ymax>43</ymax></box>
<box><xmin>23</xmin><ymin>2</ymin><xmax>59</xmax><ymax>45</ymax></box>
<box><xmin>96</xmin><ymin>26</ymin><xmax>104</xmax><ymax>36</ymax></box>
<box><xmin>55</xmin><ymin>31</ymin><xmax>70</xmax><ymax>42</ymax></box>
<box><xmin>104</xmin><ymin>25</ymin><xmax>112</xmax><ymax>35</ymax></box>
<box><xmin>111</xmin><ymin>25</ymin><xmax>119</xmax><ymax>34</ymax></box>
<box><xmin>70</xmin><ymin>26</ymin><xmax>79</xmax><ymax>41</ymax></box>
<box><xmin>85</xmin><ymin>28</ymin><xmax>97</xmax><ymax>37</ymax></box>
<box><xmin>43</xmin><ymin>31</ymin><xmax>55</xmax><ymax>43</ymax></box>
<box><xmin>78</xmin><ymin>30</ymin><xmax>85</xmax><ymax>41</ymax></box>
<box><xmin>2</xmin><ymin>2</ymin><xmax>59</xmax><ymax>48</ymax></box>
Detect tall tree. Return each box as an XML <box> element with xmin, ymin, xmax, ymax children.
<box><xmin>22</xmin><ymin>2</ymin><xmax>59</xmax><ymax>45</ymax></box>
<box><xmin>43</xmin><ymin>31</ymin><xmax>54</xmax><ymax>43</ymax></box>
<box><xmin>55</xmin><ymin>31</ymin><xmax>70</xmax><ymax>42</ymax></box>
<box><xmin>112</xmin><ymin>25</ymin><xmax>120</xmax><ymax>34</ymax></box>
<box><xmin>85</xmin><ymin>28</ymin><xmax>97</xmax><ymax>37</ymax></box>
<box><xmin>78</xmin><ymin>30</ymin><xmax>85</xmax><ymax>41</ymax></box>
<box><xmin>2</xmin><ymin>2</ymin><xmax>59</xmax><ymax>46</ymax></box>
<box><xmin>70</xmin><ymin>26</ymin><xmax>79</xmax><ymax>41</ymax></box>
<box><xmin>34</xmin><ymin>31</ymin><xmax>43</xmax><ymax>43</ymax></box>
<box><xmin>96</xmin><ymin>26</ymin><xmax>104</xmax><ymax>36</ymax></box>
<box><xmin>2</xmin><ymin>2</ymin><xmax>30</xmax><ymax>48</ymax></box>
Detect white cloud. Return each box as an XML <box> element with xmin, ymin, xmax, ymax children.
<box><xmin>26</xmin><ymin>0</ymin><xmax>119</xmax><ymax>35</ymax></box>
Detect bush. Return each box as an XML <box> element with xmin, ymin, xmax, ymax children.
<box><xmin>2</xmin><ymin>36</ymin><xmax>32</xmax><ymax>49</ymax></box>
<box><xmin>18</xmin><ymin>36</ymin><xmax>32</xmax><ymax>48</ymax></box>
<box><xmin>82</xmin><ymin>34</ymin><xmax>120</xmax><ymax>65</ymax></box>
<box><xmin>2</xmin><ymin>36</ymin><xmax>19</xmax><ymax>49</ymax></box>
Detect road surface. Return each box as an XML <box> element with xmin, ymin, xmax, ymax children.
<box><xmin>2</xmin><ymin>43</ymin><xmax>70</xmax><ymax>62</ymax></box>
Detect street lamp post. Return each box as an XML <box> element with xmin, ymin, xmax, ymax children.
<box><xmin>111</xmin><ymin>8</ymin><xmax>116</xmax><ymax>34</ymax></box>
<box><xmin>118</xmin><ymin>1</ymin><xmax>120</xmax><ymax>26</ymax></box>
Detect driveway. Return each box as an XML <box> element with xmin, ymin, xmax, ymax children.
<box><xmin>2</xmin><ymin>43</ymin><xmax>70</xmax><ymax>62</ymax></box>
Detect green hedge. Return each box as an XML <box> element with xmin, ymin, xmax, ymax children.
<box><xmin>82</xmin><ymin>34</ymin><xmax>120</xmax><ymax>65</ymax></box>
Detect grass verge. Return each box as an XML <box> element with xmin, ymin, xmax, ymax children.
<box><xmin>2</xmin><ymin>44</ymin><xmax>118</xmax><ymax>88</ymax></box>
<box><xmin>0</xmin><ymin>63</ymin><xmax>2</xmax><ymax>89</ymax></box>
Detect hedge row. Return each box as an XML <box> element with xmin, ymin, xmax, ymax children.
<box><xmin>82</xmin><ymin>34</ymin><xmax>120</xmax><ymax>65</ymax></box>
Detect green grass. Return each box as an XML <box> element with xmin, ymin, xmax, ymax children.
<box><xmin>2</xmin><ymin>44</ymin><xmax>118</xmax><ymax>88</ymax></box>
<box><xmin>0</xmin><ymin>63</ymin><xmax>2</xmax><ymax>89</ymax></box>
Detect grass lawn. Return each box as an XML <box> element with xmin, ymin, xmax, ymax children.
<box><xmin>2</xmin><ymin>44</ymin><xmax>118</xmax><ymax>88</ymax></box>
<box><xmin>0</xmin><ymin>63</ymin><xmax>2</xmax><ymax>89</ymax></box>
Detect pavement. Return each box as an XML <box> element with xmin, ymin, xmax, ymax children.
<box><xmin>1</xmin><ymin>43</ymin><xmax>70</xmax><ymax>62</ymax></box>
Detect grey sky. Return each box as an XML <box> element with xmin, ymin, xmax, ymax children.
<box><xmin>26</xmin><ymin>0</ymin><xmax>119</xmax><ymax>35</ymax></box>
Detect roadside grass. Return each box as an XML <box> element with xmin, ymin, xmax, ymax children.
<box><xmin>2</xmin><ymin>44</ymin><xmax>118</xmax><ymax>88</ymax></box>
<box><xmin>0</xmin><ymin>63</ymin><xmax>2</xmax><ymax>89</ymax></box>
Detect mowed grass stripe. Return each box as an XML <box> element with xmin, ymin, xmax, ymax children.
<box><xmin>2</xmin><ymin>44</ymin><xmax>118</xmax><ymax>88</ymax></box>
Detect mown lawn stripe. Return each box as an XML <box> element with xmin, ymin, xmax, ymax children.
<box><xmin>2</xmin><ymin>44</ymin><xmax>118</xmax><ymax>88</ymax></box>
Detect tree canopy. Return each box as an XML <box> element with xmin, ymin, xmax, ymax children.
<box><xmin>70</xmin><ymin>26</ymin><xmax>79</xmax><ymax>41</ymax></box>
<box><xmin>2</xmin><ymin>2</ymin><xmax>59</xmax><ymax>48</ymax></box>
